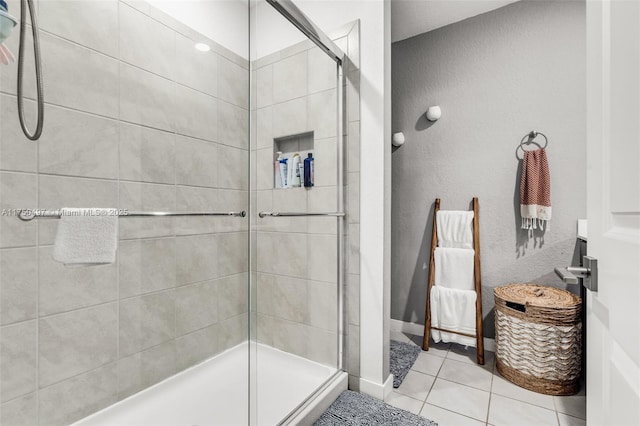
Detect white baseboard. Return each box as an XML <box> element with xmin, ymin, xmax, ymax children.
<box><xmin>359</xmin><ymin>374</ymin><xmax>394</xmax><ymax>401</ymax></box>
<box><xmin>390</xmin><ymin>318</ymin><xmax>425</xmax><ymax>336</ymax></box>
<box><xmin>383</xmin><ymin>374</ymin><xmax>394</xmax><ymax>399</ymax></box>
<box><xmin>390</xmin><ymin>318</ymin><xmax>495</xmax><ymax>352</ymax></box>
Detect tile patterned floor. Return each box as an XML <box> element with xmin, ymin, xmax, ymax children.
<box><xmin>388</xmin><ymin>332</ymin><xmax>587</xmax><ymax>426</ymax></box>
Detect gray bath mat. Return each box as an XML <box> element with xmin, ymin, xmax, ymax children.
<box><xmin>390</xmin><ymin>340</ymin><xmax>421</xmax><ymax>388</ymax></box>
<box><xmin>314</xmin><ymin>390</ymin><xmax>437</xmax><ymax>426</ymax></box>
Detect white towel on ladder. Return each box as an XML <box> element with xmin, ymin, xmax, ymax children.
<box><xmin>430</xmin><ymin>286</ymin><xmax>477</xmax><ymax>347</ymax></box>
<box><xmin>434</xmin><ymin>247</ymin><xmax>475</xmax><ymax>291</ymax></box>
<box><xmin>436</xmin><ymin>210</ymin><xmax>474</xmax><ymax>249</ymax></box>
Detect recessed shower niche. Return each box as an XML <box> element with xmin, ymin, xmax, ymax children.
<box><xmin>273</xmin><ymin>132</ymin><xmax>315</xmax><ymax>189</ymax></box>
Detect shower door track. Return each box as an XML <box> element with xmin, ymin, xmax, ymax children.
<box><xmin>266</xmin><ymin>0</ymin><xmax>346</xmax><ymax>64</ymax></box>
<box><xmin>277</xmin><ymin>370</ymin><xmax>346</xmax><ymax>425</ymax></box>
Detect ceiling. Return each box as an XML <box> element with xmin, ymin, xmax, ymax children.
<box><xmin>391</xmin><ymin>0</ymin><xmax>519</xmax><ymax>43</ymax></box>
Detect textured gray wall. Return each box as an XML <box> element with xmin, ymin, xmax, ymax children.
<box><xmin>391</xmin><ymin>0</ymin><xmax>586</xmax><ymax>337</ymax></box>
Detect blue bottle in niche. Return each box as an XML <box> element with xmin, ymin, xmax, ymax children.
<box><xmin>303</xmin><ymin>153</ymin><xmax>314</xmax><ymax>188</ymax></box>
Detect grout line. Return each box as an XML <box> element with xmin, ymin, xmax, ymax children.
<box><xmin>37</xmin><ymin>360</ymin><xmax>120</xmax><ymax>395</ymax></box>
<box><xmin>34</xmin><ymin>269</ymin><xmax>249</xmax><ymax>322</ymax></box>
<box><xmin>490</xmin><ymin>390</ymin><xmax>558</xmax><ymax>412</ymax></box>
<box><xmin>251</xmin><ymin>85</ymin><xmax>338</xmax><ymax>112</ymax></box>
<box><xmin>0</xmin><ymin>164</ymin><xmax>255</xmax><ymax>190</ymax></box>
<box><xmin>35</xmin><ymin>78</ymin><xmax>41</xmax><ymax>424</ymax></box>
<box><xmin>38</xmin><ymin>229</ymin><xmax>251</xmax><ymax>247</ymax></box>
<box><xmin>171</xmin><ymin>93</ymin><xmax>179</xmax><ymax>383</ymax></box>
<box><xmin>116</xmin><ymin>0</ymin><xmax>122</xmax><ymax>400</ymax></box>
<box><xmin>255</xmin><ymin>267</ymin><xmax>339</xmax><ymax>285</ymax></box>
<box><xmin>0</xmin><ymin>93</ymin><xmax>249</xmax><ymax>150</ymax></box>
<box><xmin>423</xmin><ymin>399</ymin><xmax>490</xmax><ymax>425</ymax></box>
<box><xmin>0</xmin><ymin>390</ymin><xmax>38</xmax><ymax>409</ymax></box>
<box><xmin>32</xmin><ymin>279</ymin><xmax>41</xmax><ymax>415</ymax></box>
<box><xmin>35</xmin><ymin>28</ymin><xmax>248</xmax><ymax>101</ymax></box>
<box><xmin>254</xmin><ymin>311</ymin><xmax>339</xmax><ymax>335</ymax></box>
<box><xmin>419</xmin><ymin>369</ymin><xmax>439</xmax><ymax>413</ymax></box>
<box><xmin>120</xmin><ymin>0</ymin><xmax>248</xmax><ymax>68</ymax></box>
<box><xmin>0</xmin><ymin>242</ymin><xmax>38</xmax><ymax>250</ymax></box>
<box><xmin>557</xmin><ymin>411</ymin><xmax>587</xmax><ymax>422</ymax></box>
<box><xmin>486</xmin><ymin>368</ymin><xmax>494</xmax><ymax>424</ymax></box>
<box><xmin>552</xmin><ymin>394</ymin><xmax>565</xmax><ymax>426</ymax></box>
<box><xmin>37</xmin><ymin>298</ymin><xmax>119</xmax><ymax>327</ymax></box>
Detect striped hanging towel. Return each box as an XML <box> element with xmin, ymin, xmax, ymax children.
<box><xmin>520</xmin><ymin>148</ymin><xmax>551</xmax><ymax>230</ymax></box>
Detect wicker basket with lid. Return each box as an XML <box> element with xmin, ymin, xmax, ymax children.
<box><xmin>494</xmin><ymin>283</ymin><xmax>582</xmax><ymax>395</ymax></box>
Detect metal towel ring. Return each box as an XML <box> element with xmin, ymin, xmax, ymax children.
<box><xmin>516</xmin><ymin>131</ymin><xmax>548</xmax><ymax>159</ymax></box>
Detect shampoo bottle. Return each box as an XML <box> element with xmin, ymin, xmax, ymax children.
<box><xmin>298</xmin><ymin>162</ymin><xmax>304</xmax><ymax>187</ymax></box>
<box><xmin>290</xmin><ymin>153</ymin><xmax>301</xmax><ymax>187</ymax></box>
<box><xmin>304</xmin><ymin>153</ymin><xmax>314</xmax><ymax>187</ymax></box>
<box><xmin>274</xmin><ymin>151</ymin><xmax>283</xmax><ymax>189</ymax></box>
<box><xmin>279</xmin><ymin>156</ymin><xmax>288</xmax><ymax>188</ymax></box>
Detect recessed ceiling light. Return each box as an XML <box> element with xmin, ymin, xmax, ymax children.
<box><xmin>195</xmin><ymin>42</ymin><xmax>211</xmax><ymax>52</ymax></box>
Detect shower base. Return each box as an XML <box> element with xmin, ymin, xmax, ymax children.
<box><xmin>74</xmin><ymin>342</ymin><xmax>339</xmax><ymax>426</ymax></box>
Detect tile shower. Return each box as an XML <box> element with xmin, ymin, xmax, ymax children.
<box><xmin>0</xmin><ymin>0</ymin><xmax>361</xmax><ymax>425</ymax></box>
<box><xmin>1</xmin><ymin>1</ymin><xmax>248</xmax><ymax>423</ymax></box>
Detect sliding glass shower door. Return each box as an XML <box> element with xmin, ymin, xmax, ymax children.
<box><xmin>250</xmin><ymin>1</ymin><xmax>346</xmax><ymax>423</ymax></box>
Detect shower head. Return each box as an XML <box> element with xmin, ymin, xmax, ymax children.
<box><xmin>0</xmin><ymin>9</ymin><xmax>16</xmax><ymax>44</ymax></box>
<box><xmin>0</xmin><ymin>0</ymin><xmax>16</xmax><ymax>43</ymax></box>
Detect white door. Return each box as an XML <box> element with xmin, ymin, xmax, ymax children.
<box><xmin>586</xmin><ymin>1</ymin><xmax>640</xmax><ymax>424</ymax></box>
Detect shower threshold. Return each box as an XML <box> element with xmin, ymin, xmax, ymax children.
<box><xmin>73</xmin><ymin>342</ymin><xmax>338</xmax><ymax>426</ymax></box>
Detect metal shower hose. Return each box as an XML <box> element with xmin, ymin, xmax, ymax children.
<box><xmin>17</xmin><ymin>0</ymin><xmax>43</xmax><ymax>140</ymax></box>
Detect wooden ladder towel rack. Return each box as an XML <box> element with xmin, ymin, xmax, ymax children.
<box><xmin>422</xmin><ymin>197</ymin><xmax>485</xmax><ymax>365</ymax></box>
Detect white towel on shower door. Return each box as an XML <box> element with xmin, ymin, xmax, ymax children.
<box><xmin>430</xmin><ymin>286</ymin><xmax>477</xmax><ymax>347</ymax></box>
<box><xmin>436</xmin><ymin>210</ymin><xmax>474</xmax><ymax>249</ymax></box>
<box><xmin>434</xmin><ymin>247</ymin><xmax>475</xmax><ymax>291</ymax></box>
<box><xmin>53</xmin><ymin>208</ymin><xmax>118</xmax><ymax>266</ymax></box>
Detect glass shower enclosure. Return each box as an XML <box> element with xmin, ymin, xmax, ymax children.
<box><xmin>250</xmin><ymin>0</ymin><xmax>346</xmax><ymax>422</ymax></box>
<box><xmin>0</xmin><ymin>0</ymin><xmax>347</xmax><ymax>424</ymax></box>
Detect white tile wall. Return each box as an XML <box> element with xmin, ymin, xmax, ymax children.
<box><xmin>0</xmin><ymin>320</ymin><xmax>37</xmax><ymax>402</ymax></box>
<box><xmin>41</xmin><ymin>33</ymin><xmax>120</xmax><ymax>118</ymax></box>
<box><xmin>38</xmin><ymin>304</ymin><xmax>118</xmax><ymax>387</ymax></box>
<box><xmin>273</xmin><ymin>51</ymin><xmax>308</xmax><ymax>103</ymax></box>
<box><xmin>38</xmin><ymin>246</ymin><xmax>118</xmax><ymax>315</ymax></box>
<box><xmin>0</xmin><ymin>1</ymin><xmax>249</xmax><ymax>424</ymax></box>
<box><xmin>119</xmin><ymin>123</ymin><xmax>176</xmax><ymax>184</ymax></box>
<box><xmin>0</xmin><ymin>247</ymin><xmax>37</xmax><ymax>325</ymax></box>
